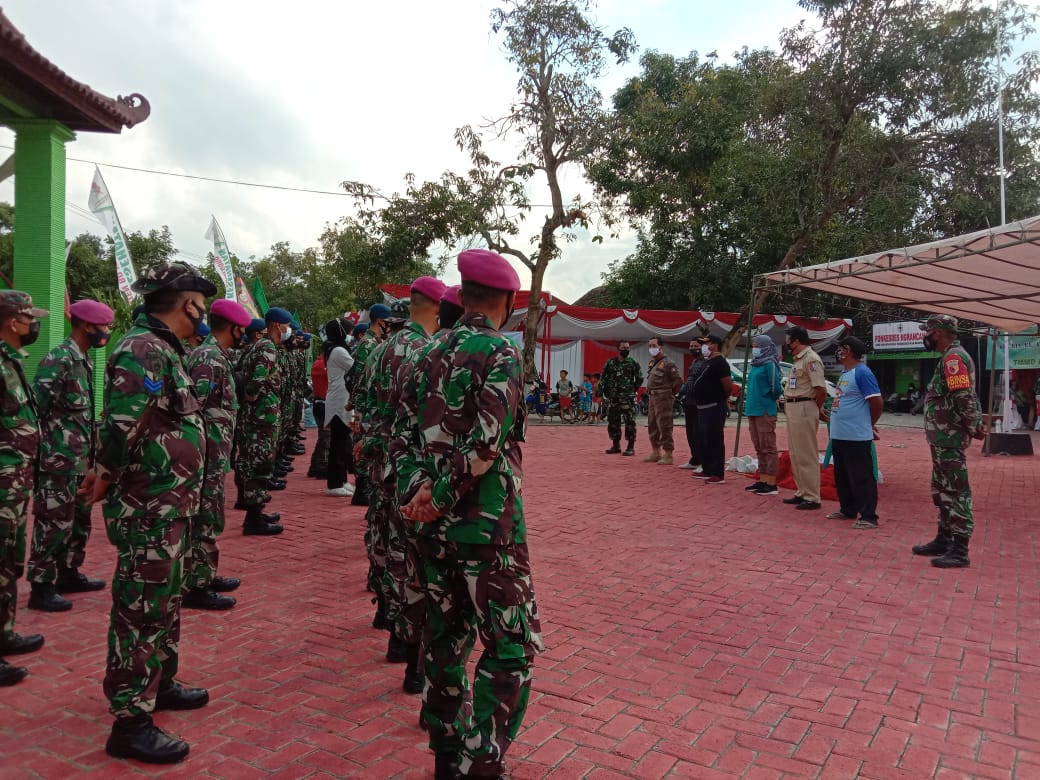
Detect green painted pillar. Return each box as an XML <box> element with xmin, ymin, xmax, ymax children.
<box><xmin>11</xmin><ymin>119</ymin><xmax>75</xmax><ymax>377</ymax></box>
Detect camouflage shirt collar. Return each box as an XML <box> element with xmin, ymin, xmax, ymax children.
<box><xmin>0</xmin><ymin>339</ymin><xmax>26</xmax><ymax>362</ymax></box>
<box><xmin>64</xmin><ymin>335</ymin><xmax>87</xmax><ymax>363</ymax></box>
<box><xmin>457</xmin><ymin>311</ymin><xmax>498</xmax><ymax>331</ymax></box>
<box><xmin>134</xmin><ymin>312</ymin><xmax>187</xmax><ymax>355</ymax></box>
<box><xmin>403</xmin><ymin>319</ymin><xmax>426</xmax><ymax>337</ymax></box>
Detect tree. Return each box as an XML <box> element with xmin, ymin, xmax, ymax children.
<box><xmin>592</xmin><ymin>0</ymin><xmax>1040</xmax><ymax>351</ymax></box>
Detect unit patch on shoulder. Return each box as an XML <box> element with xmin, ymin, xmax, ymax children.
<box><xmin>943</xmin><ymin>355</ymin><xmax>970</xmax><ymax>391</ymax></box>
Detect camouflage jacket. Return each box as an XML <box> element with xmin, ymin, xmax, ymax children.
<box><xmin>96</xmin><ymin>314</ymin><xmax>204</xmax><ymax>521</ymax></box>
<box><xmin>187</xmin><ymin>335</ymin><xmax>238</xmax><ymax>475</ymax></box>
<box><xmin>924</xmin><ymin>340</ymin><xmax>983</xmax><ymax>448</ymax></box>
<box><xmin>371</xmin><ymin>320</ymin><xmax>432</xmax><ymax>469</ymax></box>
<box><xmin>33</xmin><ymin>336</ymin><xmax>94</xmax><ymax>475</ymax></box>
<box><xmin>0</xmin><ymin>340</ymin><xmax>40</xmax><ymax>490</ymax></box>
<box><xmin>408</xmin><ymin>312</ymin><xmax>527</xmax><ymax>546</ymax></box>
<box><xmin>350</xmin><ymin>330</ymin><xmax>381</xmax><ymax>424</ymax></box>
<box><xmin>241</xmin><ymin>336</ymin><xmax>281</xmax><ymax>428</ymax></box>
<box><xmin>600</xmin><ymin>356</ymin><xmax>643</xmax><ymax>403</ymax></box>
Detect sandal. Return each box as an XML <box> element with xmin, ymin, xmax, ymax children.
<box><xmin>826</xmin><ymin>511</ymin><xmax>853</xmax><ymax>520</ymax></box>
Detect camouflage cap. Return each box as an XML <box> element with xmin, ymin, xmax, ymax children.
<box><xmin>0</xmin><ymin>290</ymin><xmax>48</xmax><ymax>318</ymax></box>
<box><xmin>919</xmin><ymin>314</ymin><xmax>958</xmax><ymax>333</ymax></box>
<box><xmin>131</xmin><ymin>261</ymin><xmax>217</xmax><ymax>297</ymax></box>
<box><xmin>389</xmin><ymin>299</ymin><xmax>409</xmax><ymax>320</ymax></box>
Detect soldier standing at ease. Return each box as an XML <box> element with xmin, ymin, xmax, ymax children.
<box><xmin>27</xmin><ymin>299</ymin><xmax>113</xmax><ymax>613</ymax></box>
<box><xmin>642</xmin><ymin>336</ymin><xmax>683</xmax><ymax>465</ymax></box>
<box><xmin>181</xmin><ymin>299</ymin><xmax>253</xmax><ymax>611</ymax></box>
<box><xmin>600</xmin><ymin>340</ymin><xmax>643</xmax><ymax>456</ymax></box>
<box><xmin>0</xmin><ymin>291</ymin><xmax>48</xmax><ymax>687</ymax></box>
<box><xmin>79</xmin><ymin>262</ymin><xmax>215</xmax><ymax>763</ymax></box>
<box><xmin>912</xmin><ymin>314</ymin><xmax>986</xmax><ymax>568</ymax></box>
<box><xmin>402</xmin><ymin>249</ymin><xmax>543</xmax><ymax>780</ymax></box>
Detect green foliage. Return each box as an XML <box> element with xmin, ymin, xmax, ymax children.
<box><xmin>592</xmin><ymin>0</ymin><xmax>1040</xmax><ymax>329</ymax></box>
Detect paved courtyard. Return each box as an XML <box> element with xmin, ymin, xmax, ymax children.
<box><xmin>3</xmin><ymin>421</ymin><xmax>1039</xmax><ymax>779</ymax></box>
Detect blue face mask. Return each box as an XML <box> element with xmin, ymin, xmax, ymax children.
<box><xmin>752</xmin><ymin>347</ymin><xmax>762</xmax><ymax>359</ymax></box>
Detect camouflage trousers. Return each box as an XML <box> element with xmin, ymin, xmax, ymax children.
<box><xmin>930</xmin><ymin>444</ymin><xmax>974</xmax><ymax>539</ymax></box>
<box><xmin>184</xmin><ymin>470</ymin><xmax>227</xmax><ymax>591</ymax></box>
<box><xmin>0</xmin><ymin>472</ymin><xmax>31</xmax><ymax>635</ymax></box>
<box><xmin>28</xmin><ymin>471</ymin><xmax>93</xmax><ymax>585</ymax></box>
<box><xmin>103</xmin><ymin>515</ymin><xmax>187</xmax><ymax>718</ymax></box>
<box><xmin>606</xmin><ymin>399</ymin><xmax>637</xmax><ymax>443</ymax></box>
<box><xmin>380</xmin><ymin>485</ymin><xmax>427</xmax><ymax>644</ymax></box>
<box><xmin>364</xmin><ymin>459</ymin><xmax>389</xmax><ymax>594</ymax></box>
<box><xmin>234</xmin><ymin>422</ymin><xmax>277</xmax><ymax>507</ymax></box>
<box><xmin>416</xmin><ymin>536</ymin><xmax>544</xmax><ymax>776</ymax></box>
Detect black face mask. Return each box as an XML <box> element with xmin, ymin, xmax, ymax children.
<box><xmin>20</xmin><ymin>319</ymin><xmax>41</xmax><ymax>348</ymax></box>
<box><xmin>232</xmin><ymin>327</ymin><xmax>246</xmax><ymax>349</ymax></box>
<box><xmin>619</xmin><ymin>349</ymin><xmax>630</xmax><ymax>358</ymax></box>
<box><xmin>87</xmin><ymin>328</ymin><xmax>110</xmax><ymax>349</ymax></box>
<box><xmin>923</xmin><ymin>335</ymin><xmax>937</xmax><ymax>351</ymax></box>
<box><xmin>186</xmin><ymin>301</ymin><xmax>206</xmax><ymax>334</ymax></box>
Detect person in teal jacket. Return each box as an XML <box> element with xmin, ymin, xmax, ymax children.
<box><xmin>744</xmin><ymin>334</ymin><xmax>783</xmax><ymax>495</ymax></box>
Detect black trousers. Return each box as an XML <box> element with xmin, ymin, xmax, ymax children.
<box><xmin>327</xmin><ymin>415</ymin><xmax>354</xmax><ymax>490</ymax></box>
<box><xmin>683</xmin><ymin>404</ymin><xmax>700</xmax><ymax>466</ymax></box>
<box><xmin>831</xmin><ymin>439</ymin><xmax>878</xmax><ymax>522</ymax></box>
<box><xmin>695</xmin><ymin>403</ymin><xmax>726</xmax><ymax>479</ymax></box>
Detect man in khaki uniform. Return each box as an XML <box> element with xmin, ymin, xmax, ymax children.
<box><xmin>643</xmin><ymin>337</ymin><xmax>683</xmax><ymax>465</ymax></box>
<box><xmin>781</xmin><ymin>326</ymin><xmax>827</xmax><ymax>511</ymax></box>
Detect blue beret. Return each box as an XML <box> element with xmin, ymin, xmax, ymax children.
<box><xmin>352</xmin><ymin>322</ymin><xmax>370</xmax><ymax>337</ymax></box>
<box><xmin>265</xmin><ymin>307</ymin><xmax>293</xmax><ymax>324</ymax></box>
<box><xmin>302</xmin><ymin>333</ymin><xmax>313</xmax><ymax>342</ymax></box>
<box><xmin>291</xmin><ymin>319</ymin><xmax>301</xmax><ymax>330</ymax></box>
<box><xmin>196</xmin><ymin>322</ymin><xmax>211</xmax><ymax>338</ymax></box>
<box><xmin>368</xmin><ymin>303</ymin><xmax>391</xmax><ymax>322</ymax></box>
<box><xmin>246</xmin><ymin>318</ymin><xmax>267</xmax><ymax>333</ymax></box>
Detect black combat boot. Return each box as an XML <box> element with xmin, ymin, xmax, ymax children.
<box><xmin>912</xmin><ymin>524</ymin><xmax>951</xmax><ymax>556</ymax></box>
<box><xmin>931</xmin><ymin>536</ymin><xmax>970</xmax><ymax>568</ymax></box>
<box><xmin>605</xmin><ymin>439</ymin><xmax>621</xmax><ymax>454</ymax></box>
<box><xmin>0</xmin><ymin>658</ymin><xmax>28</xmax><ymax>687</ymax></box>
<box><xmin>434</xmin><ymin>749</ymin><xmax>460</xmax><ymax>780</ymax></box>
<box><xmin>266</xmin><ymin>478</ymin><xmax>287</xmax><ymax>491</ymax></box>
<box><xmin>622</xmin><ymin>439</ymin><xmax>636</xmax><ymax>456</ymax></box>
<box><xmin>386</xmin><ymin>632</ymin><xmax>408</xmax><ymax>663</ymax></box>
<box><xmin>105</xmin><ymin>714</ymin><xmax>189</xmax><ymax>764</ymax></box>
<box><xmin>210</xmin><ymin>575</ymin><xmax>241</xmax><ymax>592</ymax></box>
<box><xmin>402</xmin><ymin>642</ymin><xmax>423</xmax><ymax>694</ymax></box>
<box><xmin>372</xmin><ymin>592</ymin><xmax>389</xmax><ymax>629</ymax></box>
<box><xmin>181</xmin><ymin>587</ymin><xmax>236</xmax><ymax>610</ymax></box>
<box><xmin>156</xmin><ymin>679</ymin><xmax>209</xmax><ymax>710</ymax></box>
<box><xmin>0</xmin><ymin>631</ymin><xmax>44</xmax><ymax>655</ymax></box>
<box><xmin>28</xmin><ymin>582</ymin><xmax>72</xmax><ymax>612</ymax></box>
<box><xmin>243</xmin><ymin>505</ymin><xmax>284</xmax><ymax>536</ymax></box>
<box><xmin>55</xmin><ymin>568</ymin><xmax>106</xmax><ymax>593</ymax></box>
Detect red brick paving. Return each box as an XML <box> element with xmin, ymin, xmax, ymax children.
<box><xmin>2</xmin><ymin>422</ymin><xmax>1038</xmax><ymax>778</ymax></box>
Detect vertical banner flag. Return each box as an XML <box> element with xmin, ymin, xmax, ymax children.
<box><xmin>234</xmin><ymin>275</ymin><xmax>262</xmax><ymax>318</ymax></box>
<box><xmin>251</xmin><ymin>277</ymin><xmax>270</xmax><ymax>314</ymax></box>
<box><xmin>204</xmin><ymin>216</ymin><xmax>237</xmax><ymax>299</ymax></box>
<box><xmin>87</xmin><ymin>167</ymin><xmax>137</xmax><ymax>303</ymax></box>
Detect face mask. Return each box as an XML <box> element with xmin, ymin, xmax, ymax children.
<box><xmin>20</xmin><ymin>319</ymin><xmax>41</xmax><ymax>348</ymax></box>
<box><xmin>186</xmin><ymin>301</ymin><xmax>206</xmax><ymax>334</ymax></box>
<box><xmin>284</xmin><ymin>327</ymin><xmax>292</xmax><ymax>340</ymax></box>
<box><xmin>701</xmin><ymin>344</ymin><xmax>711</xmax><ymax>358</ymax></box>
<box><xmin>648</xmin><ymin>347</ymin><xmax>661</xmax><ymax>357</ymax></box>
<box><xmin>835</xmin><ymin>349</ymin><xmax>848</xmax><ymax>362</ymax></box>
<box><xmin>232</xmin><ymin>327</ymin><xmax>246</xmax><ymax>349</ymax></box>
<box><xmin>619</xmin><ymin>349</ymin><xmax>630</xmax><ymax>358</ymax></box>
<box><xmin>923</xmin><ymin>334</ymin><xmax>936</xmax><ymax>351</ymax></box>
<box><xmin>88</xmin><ymin>328</ymin><xmax>110</xmax><ymax>349</ymax></box>
<box><xmin>751</xmin><ymin>347</ymin><xmax>762</xmax><ymax>359</ymax></box>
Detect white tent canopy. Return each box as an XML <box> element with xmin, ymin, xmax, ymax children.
<box><xmin>755</xmin><ymin>216</ymin><xmax>1040</xmax><ymax>334</ymax></box>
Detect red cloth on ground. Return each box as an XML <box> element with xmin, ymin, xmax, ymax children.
<box><xmin>757</xmin><ymin>450</ymin><xmax>838</xmax><ymax>502</ymax></box>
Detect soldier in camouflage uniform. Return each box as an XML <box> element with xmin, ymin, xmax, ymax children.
<box><xmin>182</xmin><ymin>299</ymin><xmax>254</xmax><ymax>610</ymax></box>
<box><xmin>912</xmin><ymin>314</ymin><xmax>986</xmax><ymax>568</ymax></box>
<box><xmin>600</xmin><ymin>340</ymin><xmax>644</xmax><ymax>456</ymax></box>
<box><xmin>79</xmin><ymin>262</ymin><xmax>215</xmax><ymax>763</ymax></box>
<box><xmin>351</xmin><ymin>304</ymin><xmax>394</xmax><ymax>627</ymax></box>
<box><xmin>27</xmin><ymin>299</ymin><xmax>114</xmax><ymax>614</ymax></box>
<box><xmin>0</xmin><ymin>291</ymin><xmax>48</xmax><ymax>687</ymax></box>
<box><xmin>402</xmin><ymin>250</ymin><xmax>543</xmax><ymax>780</ymax></box>
<box><xmin>372</xmin><ymin>277</ymin><xmax>446</xmax><ymax>695</ymax></box>
<box><xmin>234</xmin><ymin>308</ymin><xmax>293</xmax><ymax>536</ymax></box>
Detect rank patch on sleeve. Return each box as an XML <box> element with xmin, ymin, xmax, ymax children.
<box><xmin>943</xmin><ymin>356</ymin><xmax>970</xmax><ymax>391</ymax></box>
<box><xmin>144</xmin><ymin>377</ymin><xmax>163</xmax><ymax>394</ymax></box>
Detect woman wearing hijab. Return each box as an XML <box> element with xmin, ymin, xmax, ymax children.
<box><xmin>322</xmin><ymin>318</ymin><xmax>355</xmax><ymax>497</ymax></box>
<box><xmin>744</xmin><ymin>334</ymin><xmax>783</xmax><ymax>495</ymax></box>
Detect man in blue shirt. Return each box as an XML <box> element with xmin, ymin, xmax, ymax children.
<box><xmin>826</xmin><ymin>336</ymin><xmax>883</xmax><ymax>529</ymax></box>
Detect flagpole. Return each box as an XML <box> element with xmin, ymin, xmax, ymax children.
<box><xmin>996</xmin><ymin>26</ymin><xmax>1014</xmax><ymax>429</ymax></box>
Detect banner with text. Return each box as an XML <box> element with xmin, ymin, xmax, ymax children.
<box><xmin>985</xmin><ymin>328</ymin><xmax>1040</xmax><ymax>370</ymax></box>
<box><xmin>872</xmin><ymin>321</ymin><xmax>926</xmax><ymax>351</ymax></box>
<box><xmin>204</xmin><ymin>216</ymin><xmax>237</xmax><ymax>299</ymax></box>
<box><xmin>87</xmin><ymin>167</ymin><xmax>137</xmax><ymax>303</ymax></box>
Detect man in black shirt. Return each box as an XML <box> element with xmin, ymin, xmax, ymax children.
<box><xmin>691</xmin><ymin>335</ymin><xmax>734</xmax><ymax>484</ymax></box>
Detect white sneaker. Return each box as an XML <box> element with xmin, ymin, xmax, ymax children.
<box><xmin>678</xmin><ymin>462</ymin><xmax>698</xmax><ymax>470</ymax></box>
<box><xmin>326</xmin><ymin>485</ymin><xmax>354</xmax><ymax>497</ymax></box>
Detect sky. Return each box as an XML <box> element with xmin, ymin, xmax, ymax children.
<box><xmin>1</xmin><ymin>0</ymin><xmax>1032</xmax><ymax>304</ymax></box>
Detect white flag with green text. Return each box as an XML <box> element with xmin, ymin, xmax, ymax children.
<box><xmin>204</xmin><ymin>216</ymin><xmax>237</xmax><ymax>300</ymax></box>
<box><xmin>87</xmin><ymin>167</ymin><xmax>137</xmax><ymax>303</ymax></box>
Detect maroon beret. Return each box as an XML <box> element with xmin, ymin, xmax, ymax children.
<box><xmin>411</xmin><ymin>276</ymin><xmax>447</xmax><ymax>303</ymax></box>
<box><xmin>68</xmin><ymin>299</ymin><xmax>113</xmax><ymax>325</ymax></box>
<box><xmin>458</xmin><ymin>249</ymin><xmax>521</xmax><ymax>292</ymax></box>
<box><xmin>441</xmin><ymin>284</ymin><xmax>462</xmax><ymax>305</ymax></box>
<box><xmin>210</xmin><ymin>298</ymin><xmax>253</xmax><ymax>327</ymax></box>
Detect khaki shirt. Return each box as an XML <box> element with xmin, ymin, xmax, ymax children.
<box><xmin>785</xmin><ymin>346</ymin><xmax>825</xmax><ymax>400</ymax></box>
<box><xmin>646</xmin><ymin>356</ymin><xmax>682</xmax><ymax>394</ymax></box>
